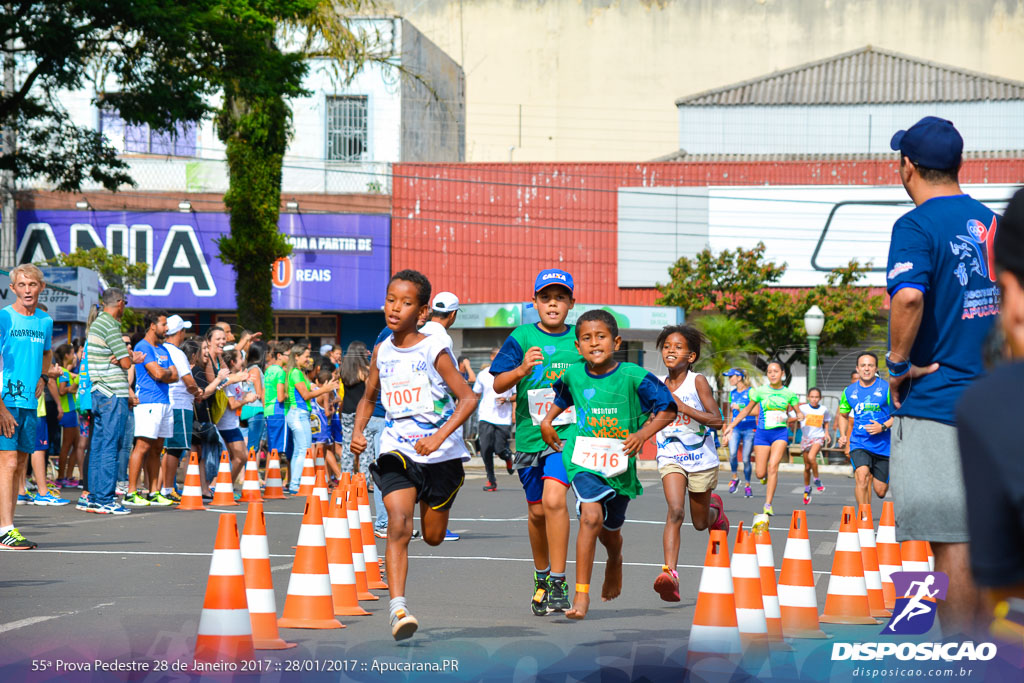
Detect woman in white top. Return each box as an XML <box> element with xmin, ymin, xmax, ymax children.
<box><xmin>217</xmin><ymin>350</ymin><xmax>258</xmax><ymax>483</ymax></box>
<box><xmin>652</xmin><ymin>325</ymin><xmax>727</xmax><ymax>603</ymax></box>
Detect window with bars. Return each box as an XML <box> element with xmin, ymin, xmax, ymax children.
<box><xmin>99</xmin><ymin>107</ymin><xmax>197</xmax><ymax>156</ymax></box>
<box><xmin>326</xmin><ymin>95</ymin><xmax>368</xmax><ymax>162</ymax></box>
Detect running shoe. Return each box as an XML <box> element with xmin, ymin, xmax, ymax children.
<box><xmin>47</xmin><ymin>484</ymin><xmax>62</xmax><ymax>497</ymax></box>
<box><xmin>744</xmin><ymin>484</ymin><xmax>753</xmax><ymax>498</ymax></box>
<box><xmin>500</xmin><ymin>453</ymin><xmax>514</xmax><ymax>475</ymax></box>
<box><xmin>148</xmin><ymin>492</ymin><xmax>175</xmax><ymax>507</ymax></box>
<box><xmin>123</xmin><ymin>492</ymin><xmax>150</xmax><ymax>507</ymax></box>
<box><xmin>374</xmin><ymin>528</ymin><xmax>387</xmax><ymax>539</ymax></box>
<box><xmin>16</xmin><ymin>493</ymin><xmax>33</xmax><ymax>505</ymax></box>
<box><xmin>548</xmin><ymin>576</ymin><xmax>571</xmax><ymax>612</ymax></box>
<box><xmin>95</xmin><ymin>501</ymin><xmax>131</xmax><ymax>516</ymax></box>
<box><xmin>64</xmin><ymin>478</ymin><xmax>80</xmax><ymax>489</ymax></box>
<box><xmin>759</xmin><ymin>476</ymin><xmax>767</xmax><ymax>485</ymax></box>
<box><xmin>751</xmin><ymin>513</ymin><xmax>770</xmax><ymax>533</ymax></box>
<box><xmin>653</xmin><ymin>565</ymin><xmax>681</xmax><ymax>602</ymax></box>
<box><xmin>531</xmin><ymin>573</ymin><xmax>549</xmax><ymax>616</ymax></box>
<box><xmin>709</xmin><ymin>493</ymin><xmax>729</xmax><ymax>533</ymax></box>
<box><xmin>32</xmin><ymin>492</ymin><xmax>69</xmax><ymax>506</ymax></box>
<box><xmin>411</xmin><ymin>529</ymin><xmax>421</xmax><ymax>540</ymax></box>
<box><xmin>26</xmin><ymin>479</ymin><xmax>37</xmax><ymax>492</ymax></box>
<box><xmin>815</xmin><ymin>478</ymin><xmax>824</xmax><ymax>493</ymax></box>
<box><xmin>482</xmin><ymin>481</ymin><xmax>497</xmax><ymax>492</ymax></box>
<box><xmin>390</xmin><ymin>607</ymin><xmax>419</xmax><ymax>641</ymax></box>
<box><xmin>728</xmin><ymin>478</ymin><xmax>740</xmax><ymax>494</ymax></box>
<box><xmin>114</xmin><ymin>481</ymin><xmax>128</xmax><ymax>496</ymax></box>
<box><xmin>0</xmin><ymin>528</ymin><xmax>37</xmax><ymax>550</ymax></box>
<box><xmin>75</xmin><ymin>493</ymin><xmax>92</xmax><ymax>511</ymax></box>
<box><xmin>165</xmin><ymin>490</ymin><xmax>182</xmax><ymax>503</ymax></box>
<box><xmin>443</xmin><ymin>529</ymin><xmax>460</xmax><ymax>541</ymax></box>
<box><xmin>803</xmin><ymin>486</ymin><xmax>812</xmax><ymax>505</ymax></box>
<box><xmin>762</xmin><ymin>503</ymin><xmax>774</xmax><ymax>516</ymax></box>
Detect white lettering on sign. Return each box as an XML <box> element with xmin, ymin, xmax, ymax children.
<box><xmin>284</xmin><ymin>235</ymin><xmax>373</xmax><ymax>252</ymax></box>
<box><xmin>295</xmin><ymin>269</ymin><xmax>332</xmax><ymax>283</ymax></box>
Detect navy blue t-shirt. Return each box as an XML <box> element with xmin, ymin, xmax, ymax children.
<box><xmin>372</xmin><ymin>327</ymin><xmax>391</xmax><ymax>418</ymax></box>
<box><xmin>886</xmin><ymin>194</ymin><xmax>999</xmax><ymax>425</ymax></box>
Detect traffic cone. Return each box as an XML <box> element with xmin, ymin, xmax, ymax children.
<box><xmin>312</xmin><ymin>467</ymin><xmax>330</xmax><ymax>517</ymax></box>
<box><xmin>876</xmin><ymin>501</ymin><xmax>902</xmax><ymax>610</ymax></box>
<box><xmin>687</xmin><ymin>530</ymin><xmax>741</xmax><ymax>665</ymax></box>
<box><xmin>820</xmin><ymin>506</ymin><xmax>879</xmax><ymax>625</ymax></box>
<box><xmin>340</xmin><ymin>471</ymin><xmax>352</xmax><ymax>488</ymax></box>
<box><xmin>194</xmin><ymin>514</ymin><xmax>254</xmax><ymax>662</ymax></box>
<box><xmin>901</xmin><ymin>540</ymin><xmax>930</xmax><ymax>572</ymax></box>
<box><xmin>752</xmin><ymin>519</ymin><xmax>783</xmax><ymax>640</ymax></box>
<box><xmin>277</xmin><ymin>496</ymin><xmax>344</xmax><ymax>630</ymax></box>
<box><xmin>210</xmin><ymin>452</ymin><xmax>237</xmax><ymax>506</ymax></box>
<box><xmin>357</xmin><ymin>479</ymin><xmax>387</xmax><ymax>590</ymax></box>
<box><xmin>778</xmin><ymin>510</ymin><xmax>828</xmax><ymax>638</ymax></box>
<box><xmin>926</xmin><ymin>541</ymin><xmax>935</xmax><ymax>571</ymax></box>
<box><xmin>296</xmin><ymin>450</ymin><xmax>316</xmax><ymax>496</ymax></box>
<box><xmin>263</xmin><ymin>450</ymin><xmax>286</xmax><ymax>500</ymax></box>
<box><xmin>731</xmin><ymin>523</ymin><xmax>768</xmax><ymax>646</ymax></box>
<box><xmin>857</xmin><ymin>504</ymin><xmax>891</xmax><ymax>618</ymax></box>
<box><xmin>314</xmin><ymin>443</ymin><xmax>327</xmax><ymax>478</ymax></box>
<box><xmin>345</xmin><ymin>485</ymin><xmax>377</xmax><ymax>601</ymax></box>
<box><xmin>178</xmin><ymin>452</ymin><xmax>206</xmax><ymax>511</ymax></box>
<box><xmin>239</xmin><ymin>449</ymin><xmax>263</xmax><ymax>503</ymax></box>
<box><xmin>240</xmin><ymin>502</ymin><xmax>296</xmax><ymax>649</ymax></box>
<box><xmin>324</xmin><ymin>490</ymin><xmax>371</xmax><ymax>617</ymax></box>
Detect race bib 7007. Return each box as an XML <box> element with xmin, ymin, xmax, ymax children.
<box><xmin>381</xmin><ymin>372</ymin><xmax>433</xmax><ymax>418</ymax></box>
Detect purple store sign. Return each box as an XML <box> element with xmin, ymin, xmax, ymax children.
<box><xmin>16</xmin><ymin>211</ymin><xmax>390</xmax><ymax>311</ymax></box>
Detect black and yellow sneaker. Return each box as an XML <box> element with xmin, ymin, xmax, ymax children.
<box><xmin>548</xmin><ymin>576</ymin><xmax>571</xmax><ymax>612</ymax></box>
<box><xmin>531</xmin><ymin>573</ymin><xmax>549</xmax><ymax>616</ymax></box>
<box><xmin>0</xmin><ymin>528</ymin><xmax>37</xmax><ymax>550</ymax></box>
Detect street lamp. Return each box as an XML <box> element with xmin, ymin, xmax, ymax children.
<box><xmin>804</xmin><ymin>305</ymin><xmax>825</xmax><ymax>389</ymax></box>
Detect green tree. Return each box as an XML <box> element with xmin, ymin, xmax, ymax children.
<box><xmin>657</xmin><ymin>244</ymin><xmax>884</xmax><ymax>384</ymax></box>
<box><xmin>692</xmin><ymin>314</ymin><xmax>765</xmax><ymax>410</ymax></box>
<box><xmin>45</xmin><ymin>247</ymin><xmax>148</xmax><ymax>329</ymax></box>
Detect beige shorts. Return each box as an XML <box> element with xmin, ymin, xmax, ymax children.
<box><xmin>658</xmin><ymin>462</ymin><xmax>718</xmax><ymax>493</ymax></box>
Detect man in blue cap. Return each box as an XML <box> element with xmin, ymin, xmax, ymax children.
<box><xmin>885</xmin><ymin>116</ymin><xmax>1000</xmax><ymax>636</ymax></box>
<box><xmin>723</xmin><ymin>368</ymin><xmax>756</xmax><ymax>497</ymax></box>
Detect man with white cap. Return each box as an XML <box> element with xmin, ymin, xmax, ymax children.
<box><xmin>160</xmin><ymin>315</ymin><xmax>201</xmax><ymax>501</ymax></box>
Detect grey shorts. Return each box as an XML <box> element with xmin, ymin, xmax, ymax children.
<box><xmin>890</xmin><ymin>416</ymin><xmax>968</xmax><ymax>544</ymax></box>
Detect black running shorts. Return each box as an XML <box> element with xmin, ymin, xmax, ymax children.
<box><xmin>369</xmin><ymin>451</ymin><xmax>465</xmax><ymax>511</ymax></box>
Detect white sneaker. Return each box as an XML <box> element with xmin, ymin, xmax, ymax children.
<box><xmin>115</xmin><ymin>481</ymin><xmax>128</xmax><ymax>496</ymax></box>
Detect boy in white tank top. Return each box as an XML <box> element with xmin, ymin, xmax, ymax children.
<box><xmin>350</xmin><ymin>270</ymin><xmax>478</xmax><ymax>641</ymax></box>
<box><xmin>652</xmin><ymin>325</ymin><xmax>728</xmax><ymax>603</ymax></box>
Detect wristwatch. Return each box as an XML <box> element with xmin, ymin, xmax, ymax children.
<box><xmin>884</xmin><ymin>351</ymin><xmax>910</xmax><ymax>378</ymax></box>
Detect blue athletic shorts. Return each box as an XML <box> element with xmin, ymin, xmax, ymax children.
<box><xmin>570</xmin><ymin>470</ymin><xmax>630</xmax><ymax>531</ymax></box>
<box><xmin>0</xmin><ymin>408</ymin><xmax>39</xmax><ymax>453</ymax></box>
<box><xmin>219</xmin><ymin>427</ymin><xmax>244</xmax><ymax>444</ymax></box>
<box><xmin>518</xmin><ymin>451</ymin><xmax>569</xmax><ymax>504</ymax></box>
<box><xmin>266</xmin><ymin>414</ymin><xmax>290</xmax><ymax>457</ymax></box>
<box><xmin>59</xmin><ymin>410</ymin><xmax>78</xmax><ymax>429</ymax></box>
<box><xmin>330</xmin><ymin>415</ymin><xmax>343</xmax><ymax>443</ymax></box>
<box><xmin>753</xmin><ymin>427</ymin><xmax>789</xmax><ymax>448</ymax></box>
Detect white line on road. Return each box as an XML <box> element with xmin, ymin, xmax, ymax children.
<box><xmin>815</xmin><ymin>541</ymin><xmax>836</xmax><ymax>556</ymax></box>
<box><xmin>0</xmin><ymin>602</ymin><xmax>116</xmax><ymax>634</ymax></box>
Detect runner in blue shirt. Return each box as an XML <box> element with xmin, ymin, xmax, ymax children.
<box><xmin>837</xmin><ymin>352</ymin><xmax>893</xmax><ymax>507</ymax></box>
<box><xmin>723</xmin><ymin>368</ymin><xmax>756</xmax><ymax>498</ymax></box>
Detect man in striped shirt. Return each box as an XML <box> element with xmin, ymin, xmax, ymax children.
<box><xmin>85</xmin><ymin>289</ymin><xmax>144</xmax><ymax>514</ymax></box>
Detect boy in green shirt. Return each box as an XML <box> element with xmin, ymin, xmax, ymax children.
<box><xmin>541</xmin><ymin>309</ymin><xmax>677</xmax><ymax>620</ymax></box>
<box><xmin>491</xmin><ymin>269</ymin><xmax>580</xmax><ymax>615</ymax></box>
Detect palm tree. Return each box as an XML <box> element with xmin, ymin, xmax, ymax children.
<box><xmin>693</xmin><ymin>314</ymin><xmax>765</xmax><ymax>413</ymax></box>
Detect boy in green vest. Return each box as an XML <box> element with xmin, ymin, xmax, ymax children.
<box><xmin>541</xmin><ymin>309</ymin><xmax>677</xmax><ymax>620</ymax></box>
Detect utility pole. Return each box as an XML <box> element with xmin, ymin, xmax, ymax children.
<box><xmin>1</xmin><ymin>18</ymin><xmax>16</xmax><ymax>268</ymax></box>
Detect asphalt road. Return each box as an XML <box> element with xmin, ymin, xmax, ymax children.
<box><xmin>0</xmin><ymin>467</ymin><xmax>996</xmax><ymax>682</ymax></box>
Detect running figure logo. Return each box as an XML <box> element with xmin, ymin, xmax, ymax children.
<box><xmin>884</xmin><ymin>571</ymin><xmax>949</xmax><ymax>635</ymax></box>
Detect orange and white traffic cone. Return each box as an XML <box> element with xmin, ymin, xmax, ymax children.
<box><xmin>731</xmin><ymin>523</ymin><xmax>768</xmax><ymax>647</ymax></box>
<box><xmin>901</xmin><ymin>540</ymin><xmax>930</xmax><ymax>572</ymax></box>
<box><xmin>926</xmin><ymin>541</ymin><xmax>935</xmax><ymax>572</ymax></box>
<box><xmin>325</xmin><ymin>490</ymin><xmax>371</xmax><ymax>617</ymax></box>
<box><xmin>312</xmin><ymin>468</ymin><xmax>330</xmax><ymax>518</ymax></box>
<box><xmin>263</xmin><ymin>450</ymin><xmax>286</xmax><ymax>500</ymax></box>
<box><xmin>778</xmin><ymin>509</ymin><xmax>828</xmax><ymax>638</ymax></box>
<box><xmin>357</xmin><ymin>479</ymin><xmax>387</xmax><ymax>590</ymax></box>
<box><xmin>820</xmin><ymin>506</ymin><xmax>879</xmax><ymax>625</ymax></box>
<box><xmin>314</xmin><ymin>443</ymin><xmax>327</xmax><ymax>478</ymax></box>
<box><xmin>239</xmin><ymin>449</ymin><xmax>263</xmax><ymax>503</ymax></box>
<box><xmin>345</xmin><ymin>485</ymin><xmax>377</xmax><ymax>601</ymax></box>
<box><xmin>210</xmin><ymin>452</ymin><xmax>238</xmax><ymax>506</ymax></box>
<box><xmin>876</xmin><ymin>500</ymin><xmax>902</xmax><ymax>610</ymax></box>
<box><xmin>296</xmin><ymin>450</ymin><xmax>316</xmax><ymax>497</ymax></box>
<box><xmin>178</xmin><ymin>452</ymin><xmax>206</xmax><ymax>511</ymax></box>
<box><xmin>240</xmin><ymin>502</ymin><xmax>296</xmax><ymax>650</ymax></box>
<box><xmin>277</xmin><ymin>496</ymin><xmax>344</xmax><ymax>630</ymax></box>
<box><xmin>857</xmin><ymin>504</ymin><xmax>891</xmax><ymax>618</ymax></box>
<box><xmin>752</xmin><ymin>520</ymin><xmax>783</xmax><ymax>640</ymax></box>
<box><xmin>194</xmin><ymin>514</ymin><xmax>254</xmax><ymax>662</ymax></box>
<box><xmin>340</xmin><ymin>471</ymin><xmax>352</xmax><ymax>489</ymax></box>
<box><xmin>687</xmin><ymin>529</ymin><xmax>741</xmax><ymax>665</ymax></box>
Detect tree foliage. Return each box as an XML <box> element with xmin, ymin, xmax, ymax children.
<box><xmin>692</xmin><ymin>314</ymin><xmax>765</xmax><ymax>407</ymax></box>
<box><xmin>658</xmin><ymin>244</ymin><xmax>884</xmax><ymax>384</ymax></box>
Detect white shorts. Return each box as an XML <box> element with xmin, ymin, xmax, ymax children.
<box><xmin>134</xmin><ymin>403</ymin><xmax>173</xmax><ymax>440</ymax></box>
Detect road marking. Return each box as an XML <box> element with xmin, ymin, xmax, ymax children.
<box><xmin>0</xmin><ymin>602</ymin><xmax>116</xmax><ymax>634</ymax></box>
<box><xmin>815</xmin><ymin>541</ymin><xmax>835</xmax><ymax>556</ymax></box>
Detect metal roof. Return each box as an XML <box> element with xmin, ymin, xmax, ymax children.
<box><xmin>675</xmin><ymin>46</ymin><xmax>1024</xmax><ymax>107</ymax></box>
<box><xmin>652</xmin><ymin>149</ymin><xmax>1024</xmax><ymax>162</ymax></box>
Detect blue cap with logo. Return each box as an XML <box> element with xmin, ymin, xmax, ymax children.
<box><xmin>534</xmin><ymin>269</ymin><xmax>574</xmax><ymax>294</ymax></box>
<box><xmin>889</xmin><ymin>116</ymin><xmax>963</xmax><ymax>170</ymax></box>
<box><xmin>723</xmin><ymin>368</ymin><xmax>746</xmax><ymax>378</ymax></box>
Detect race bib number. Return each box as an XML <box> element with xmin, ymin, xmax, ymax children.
<box><xmin>571</xmin><ymin>436</ymin><xmax>628</xmax><ymax>478</ymax></box>
<box><xmin>381</xmin><ymin>372</ymin><xmax>433</xmax><ymax>418</ymax></box>
<box><xmin>765</xmin><ymin>410</ymin><xmax>788</xmax><ymax>429</ymax></box>
<box><xmin>662</xmin><ymin>411</ymin><xmax>704</xmax><ymax>438</ymax></box>
<box><xmin>804</xmin><ymin>413</ymin><xmax>824</xmax><ymax>428</ymax></box>
<box><xmin>528</xmin><ymin>388</ymin><xmax>575</xmax><ymax>426</ymax></box>
<box><xmin>310</xmin><ymin>413</ymin><xmax>322</xmax><ymax>435</ymax></box>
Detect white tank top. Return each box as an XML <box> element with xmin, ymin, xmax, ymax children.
<box><xmin>656</xmin><ymin>371</ymin><xmax>720</xmax><ymax>472</ymax></box>
<box><xmin>377</xmin><ymin>334</ymin><xmax>469</xmax><ymax>465</ymax></box>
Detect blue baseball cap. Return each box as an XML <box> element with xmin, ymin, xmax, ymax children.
<box><xmin>889</xmin><ymin>116</ymin><xmax>963</xmax><ymax>170</ymax></box>
<box><xmin>723</xmin><ymin>368</ymin><xmax>746</xmax><ymax>378</ymax></box>
<box><xmin>534</xmin><ymin>269</ymin><xmax>574</xmax><ymax>294</ymax></box>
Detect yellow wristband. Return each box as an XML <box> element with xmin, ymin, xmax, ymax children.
<box><xmin>575</xmin><ymin>583</ymin><xmax>590</xmax><ymax>594</ymax></box>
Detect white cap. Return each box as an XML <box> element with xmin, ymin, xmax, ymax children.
<box><xmin>432</xmin><ymin>291</ymin><xmax>460</xmax><ymax>313</ymax></box>
<box><xmin>166</xmin><ymin>315</ymin><xmax>192</xmax><ymax>336</ymax></box>
<box><xmin>319</xmin><ymin>343</ymin><xmax>333</xmax><ymax>356</ymax></box>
